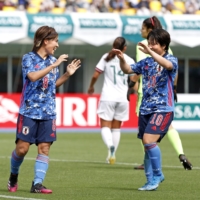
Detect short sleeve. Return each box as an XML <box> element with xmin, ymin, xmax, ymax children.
<box><xmin>96</xmin><ymin>53</ymin><xmax>107</xmax><ymax>72</ymax></box>
<box><xmin>22</xmin><ymin>54</ymin><xmax>37</xmax><ymax>76</ymax></box>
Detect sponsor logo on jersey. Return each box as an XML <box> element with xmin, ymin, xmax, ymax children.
<box><xmin>50</xmin><ymin>133</ymin><xmax>55</xmax><ymax>137</ymax></box>
<box><xmin>151</xmin><ymin>126</ymin><xmax>157</xmax><ymax>131</ymax></box>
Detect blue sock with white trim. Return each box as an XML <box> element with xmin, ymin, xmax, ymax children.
<box><xmin>144</xmin><ymin>143</ymin><xmax>162</xmax><ymax>177</ymax></box>
<box><xmin>34</xmin><ymin>154</ymin><xmax>49</xmax><ymax>185</ymax></box>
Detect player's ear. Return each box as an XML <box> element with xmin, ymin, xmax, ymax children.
<box><xmin>123</xmin><ymin>45</ymin><xmax>127</xmax><ymax>52</ymax></box>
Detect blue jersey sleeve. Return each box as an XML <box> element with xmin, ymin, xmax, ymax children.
<box><xmin>130</xmin><ymin>59</ymin><xmax>146</xmax><ymax>75</ymax></box>
<box><xmin>22</xmin><ymin>53</ymin><xmax>40</xmax><ymax>78</ymax></box>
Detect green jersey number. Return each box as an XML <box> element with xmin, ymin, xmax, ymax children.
<box><xmin>110</xmin><ymin>65</ymin><xmax>126</xmax><ymax>85</ymax></box>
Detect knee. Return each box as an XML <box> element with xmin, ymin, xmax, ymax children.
<box><xmin>38</xmin><ymin>143</ymin><xmax>51</xmax><ymax>156</ymax></box>
<box><xmin>16</xmin><ymin>145</ymin><xmax>29</xmax><ymax>156</ymax></box>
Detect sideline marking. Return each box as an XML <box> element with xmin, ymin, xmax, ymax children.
<box><xmin>0</xmin><ymin>195</ymin><xmax>45</xmax><ymax>200</ymax></box>
<box><xmin>0</xmin><ymin>156</ymin><xmax>199</xmax><ymax>169</ymax></box>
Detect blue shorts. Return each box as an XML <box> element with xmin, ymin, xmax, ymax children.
<box><xmin>137</xmin><ymin>112</ymin><xmax>173</xmax><ymax>142</ymax></box>
<box><xmin>16</xmin><ymin>114</ymin><xmax>57</xmax><ymax>145</ymax></box>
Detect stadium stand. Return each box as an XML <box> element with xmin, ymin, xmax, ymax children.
<box><xmin>0</xmin><ymin>0</ymin><xmax>200</xmax><ymax>15</ymax></box>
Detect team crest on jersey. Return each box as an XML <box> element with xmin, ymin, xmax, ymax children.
<box><xmin>22</xmin><ymin>126</ymin><xmax>29</xmax><ymax>135</ymax></box>
<box><xmin>156</xmin><ymin>64</ymin><xmax>163</xmax><ymax>73</ymax></box>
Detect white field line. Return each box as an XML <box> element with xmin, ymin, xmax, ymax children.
<box><xmin>0</xmin><ymin>156</ymin><xmax>199</xmax><ymax>169</ymax></box>
<box><xmin>0</xmin><ymin>195</ymin><xmax>45</xmax><ymax>200</ymax></box>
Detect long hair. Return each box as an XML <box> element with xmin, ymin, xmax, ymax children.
<box><xmin>105</xmin><ymin>37</ymin><xmax>127</xmax><ymax>62</ymax></box>
<box><xmin>147</xmin><ymin>29</ymin><xmax>171</xmax><ymax>51</ymax></box>
<box><xmin>143</xmin><ymin>16</ymin><xmax>162</xmax><ymax>30</ymax></box>
<box><xmin>32</xmin><ymin>26</ymin><xmax>58</xmax><ymax>52</ymax></box>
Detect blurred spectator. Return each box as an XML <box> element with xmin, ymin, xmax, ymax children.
<box><xmin>127</xmin><ymin>0</ymin><xmax>140</xmax><ymax>8</ymax></box>
<box><xmin>40</xmin><ymin>0</ymin><xmax>54</xmax><ymax>12</ymax></box>
<box><xmin>161</xmin><ymin>2</ymin><xmax>174</xmax><ymax>14</ymax></box>
<box><xmin>0</xmin><ymin>0</ymin><xmax>4</xmax><ymax>10</ymax></box>
<box><xmin>4</xmin><ymin>0</ymin><xmax>16</xmax><ymax>6</ymax></box>
<box><xmin>91</xmin><ymin>0</ymin><xmax>109</xmax><ymax>12</ymax></box>
<box><xmin>136</xmin><ymin>0</ymin><xmax>151</xmax><ymax>15</ymax></box>
<box><xmin>18</xmin><ymin>0</ymin><xmax>29</xmax><ymax>10</ymax></box>
<box><xmin>185</xmin><ymin>0</ymin><xmax>199</xmax><ymax>14</ymax></box>
<box><xmin>109</xmin><ymin>0</ymin><xmax>125</xmax><ymax>11</ymax></box>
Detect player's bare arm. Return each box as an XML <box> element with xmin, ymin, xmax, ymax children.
<box><xmin>138</xmin><ymin>42</ymin><xmax>173</xmax><ymax>70</ymax></box>
<box><xmin>56</xmin><ymin>59</ymin><xmax>81</xmax><ymax>88</ymax></box>
<box><xmin>27</xmin><ymin>54</ymin><xmax>69</xmax><ymax>82</ymax></box>
<box><xmin>111</xmin><ymin>49</ymin><xmax>134</xmax><ymax>74</ymax></box>
<box><xmin>88</xmin><ymin>71</ymin><xmax>101</xmax><ymax>94</ymax></box>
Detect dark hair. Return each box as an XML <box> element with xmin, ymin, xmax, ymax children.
<box><xmin>143</xmin><ymin>16</ymin><xmax>162</xmax><ymax>30</ymax></box>
<box><xmin>105</xmin><ymin>37</ymin><xmax>127</xmax><ymax>62</ymax></box>
<box><xmin>32</xmin><ymin>26</ymin><xmax>58</xmax><ymax>52</ymax></box>
<box><xmin>147</xmin><ymin>29</ymin><xmax>171</xmax><ymax>51</ymax></box>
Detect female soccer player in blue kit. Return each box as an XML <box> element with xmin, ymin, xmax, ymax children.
<box><xmin>113</xmin><ymin>29</ymin><xmax>177</xmax><ymax>191</ymax></box>
<box><xmin>130</xmin><ymin>16</ymin><xmax>192</xmax><ymax>171</ymax></box>
<box><xmin>7</xmin><ymin>26</ymin><xmax>81</xmax><ymax>194</ymax></box>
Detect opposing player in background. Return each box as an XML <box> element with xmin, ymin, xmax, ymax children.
<box><xmin>88</xmin><ymin>37</ymin><xmax>135</xmax><ymax>164</ymax></box>
<box><xmin>7</xmin><ymin>26</ymin><xmax>81</xmax><ymax>194</ymax></box>
<box><xmin>128</xmin><ymin>16</ymin><xmax>192</xmax><ymax>170</ymax></box>
<box><xmin>113</xmin><ymin>28</ymin><xmax>178</xmax><ymax>190</ymax></box>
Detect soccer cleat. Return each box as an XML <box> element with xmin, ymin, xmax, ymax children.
<box><xmin>30</xmin><ymin>181</ymin><xmax>52</xmax><ymax>194</ymax></box>
<box><xmin>7</xmin><ymin>173</ymin><xmax>18</xmax><ymax>192</ymax></box>
<box><xmin>179</xmin><ymin>154</ymin><xmax>193</xmax><ymax>170</ymax></box>
<box><xmin>138</xmin><ymin>181</ymin><xmax>158</xmax><ymax>191</ymax></box>
<box><xmin>108</xmin><ymin>146</ymin><xmax>116</xmax><ymax>164</ymax></box>
<box><xmin>153</xmin><ymin>174</ymin><xmax>165</xmax><ymax>185</ymax></box>
<box><xmin>134</xmin><ymin>164</ymin><xmax>144</xmax><ymax>170</ymax></box>
<box><xmin>138</xmin><ymin>174</ymin><xmax>164</xmax><ymax>191</ymax></box>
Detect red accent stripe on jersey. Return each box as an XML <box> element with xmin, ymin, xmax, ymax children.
<box><xmin>17</xmin><ymin>114</ymin><xmax>23</xmax><ymax>134</ymax></box>
<box><xmin>145</xmin><ymin>143</ymin><xmax>157</xmax><ymax>150</ymax></box>
<box><xmin>20</xmin><ymin>80</ymin><xmax>28</xmax><ymax>107</ymax></box>
<box><xmin>167</xmin><ymin>77</ymin><xmax>173</xmax><ymax>106</ymax></box>
<box><xmin>95</xmin><ymin>67</ymin><xmax>103</xmax><ymax>73</ymax></box>
<box><xmin>160</xmin><ymin>112</ymin><xmax>172</xmax><ymax>131</ymax></box>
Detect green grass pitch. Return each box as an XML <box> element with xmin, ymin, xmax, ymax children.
<box><xmin>0</xmin><ymin>132</ymin><xmax>200</xmax><ymax>200</ymax></box>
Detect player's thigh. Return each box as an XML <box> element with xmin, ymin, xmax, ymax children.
<box><xmin>97</xmin><ymin>101</ymin><xmax>115</xmax><ymax>121</ymax></box>
<box><xmin>145</xmin><ymin>112</ymin><xmax>174</xmax><ymax>142</ymax></box>
<box><xmin>137</xmin><ymin>113</ymin><xmax>151</xmax><ymax>140</ymax></box>
<box><xmin>15</xmin><ymin>114</ymin><xmax>38</xmax><ymax>144</ymax></box>
<box><xmin>36</xmin><ymin>119</ymin><xmax>57</xmax><ymax>144</ymax></box>
<box><xmin>111</xmin><ymin>119</ymin><xmax>122</xmax><ymax>129</ymax></box>
<box><xmin>114</xmin><ymin>102</ymin><xmax>129</xmax><ymax>121</ymax></box>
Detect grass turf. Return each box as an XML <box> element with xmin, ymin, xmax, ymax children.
<box><xmin>0</xmin><ymin>133</ymin><xmax>199</xmax><ymax>200</ymax></box>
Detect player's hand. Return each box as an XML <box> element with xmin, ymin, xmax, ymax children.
<box><xmin>127</xmin><ymin>88</ymin><xmax>131</xmax><ymax>101</ymax></box>
<box><xmin>138</xmin><ymin>42</ymin><xmax>151</xmax><ymax>54</ymax></box>
<box><xmin>174</xmin><ymin>85</ymin><xmax>178</xmax><ymax>102</ymax></box>
<box><xmin>127</xmin><ymin>81</ymin><xmax>136</xmax><ymax>101</ymax></box>
<box><xmin>111</xmin><ymin>49</ymin><xmax>124</xmax><ymax>60</ymax></box>
<box><xmin>53</xmin><ymin>54</ymin><xmax>69</xmax><ymax>67</ymax></box>
<box><xmin>88</xmin><ymin>87</ymin><xmax>94</xmax><ymax>95</ymax></box>
<box><xmin>66</xmin><ymin>59</ymin><xmax>81</xmax><ymax>76</ymax></box>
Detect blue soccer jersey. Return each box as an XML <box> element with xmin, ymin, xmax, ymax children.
<box><xmin>130</xmin><ymin>53</ymin><xmax>178</xmax><ymax>115</ymax></box>
<box><xmin>19</xmin><ymin>52</ymin><xmax>59</xmax><ymax>120</ymax></box>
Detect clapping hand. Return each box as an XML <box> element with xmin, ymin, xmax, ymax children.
<box><xmin>66</xmin><ymin>59</ymin><xmax>81</xmax><ymax>76</ymax></box>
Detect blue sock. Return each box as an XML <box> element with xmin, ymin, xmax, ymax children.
<box><xmin>34</xmin><ymin>154</ymin><xmax>49</xmax><ymax>185</ymax></box>
<box><xmin>11</xmin><ymin>150</ymin><xmax>24</xmax><ymax>174</ymax></box>
<box><xmin>144</xmin><ymin>143</ymin><xmax>162</xmax><ymax>177</ymax></box>
<box><xmin>144</xmin><ymin>151</ymin><xmax>153</xmax><ymax>182</ymax></box>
